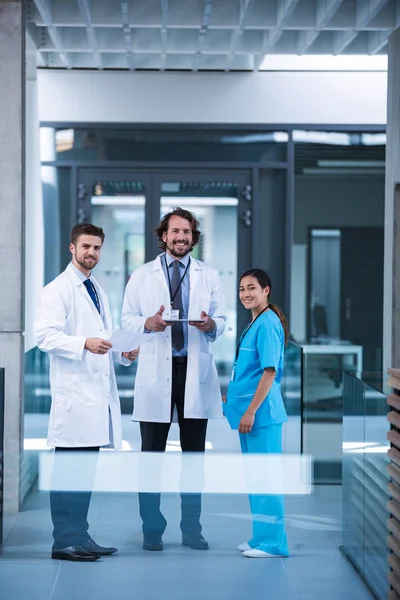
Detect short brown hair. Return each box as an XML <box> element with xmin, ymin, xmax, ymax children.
<box><xmin>70</xmin><ymin>223</ymin><xmax>105</xmax><ymax>246</ymax></box>
<box><xmin>155</xmin><ymin>207</ymin><xmax>201</xmax><ymax>251</ymax></box>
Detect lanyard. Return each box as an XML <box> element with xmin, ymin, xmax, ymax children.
<box><xmin>164</xmin><ymin>254</ymin><xmax>190</xmax><ymax>306</ymax></box>
<box><xmin>235</xmin><ymin>306</ymin><xmax>269</xmax><ymax>362</ymax></box>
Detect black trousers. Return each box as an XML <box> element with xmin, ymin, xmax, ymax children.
<box><xmin>139</xmin><ymin>357</ymin><xmax>208</xmax><ymax>539</ymax></box>
<box><xmin>50</xmin><ymin>446</ymin><xmax>99</xmax><ymax>549</ymax></box>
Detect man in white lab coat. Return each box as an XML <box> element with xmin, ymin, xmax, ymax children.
<box><xmin>35</xmin><ymin>223</ymin><xmax>138</xmax><ymax>562</ymax></box>
<box><xmin>122</xmin><ymin>207</ymin><xmax>226</xmax><ymax>551</ymax></box>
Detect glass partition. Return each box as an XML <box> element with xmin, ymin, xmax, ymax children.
<box><xmin>290</xmin><ymin>131</ymin><xmax>385</xmax><ymax>373</ymax></box>
<box><xmin>52</xmin><ymin>128</ymin><xmax>288</xmax><ymax>163</ymax></box>
<box><xmin>302</xmin><ymin>344</ymin><xmax>362</xmax><ymax>483</ymax></box>
<box><xmin>159</xmin><ymin>182</ymin><xmax>239</xmax><ymax>394</ymax></box>
<box><xmin>281</xmin><ymin>341</ymin><xmax>302</xmax><ymax>454</ymax></box>
<box><xmin>342</xmin><ymin>372</ymin><xmax>390</xmax><ymax>600</ymax></box>
<box><xmin>23</xmin><ymin>348</ymin><xmax>51</xmax><ymax>499</ymax></box>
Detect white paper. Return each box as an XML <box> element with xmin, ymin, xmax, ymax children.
<box><xmin>108</xmin><ymin>329</ymin><xmax>155</xmax><ymax>353</ymax></box>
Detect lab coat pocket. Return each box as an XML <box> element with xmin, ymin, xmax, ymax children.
<box><xmin>71</xmin><ymin>374</ymin><xmax>102</xmax><ymax>408</ymax></box>
<box><xmin>199</xmin><ymin>352</ymin><xmax>213</xmax><ymax>383</ymax></box>
<box><xmin>137</xmin><ymin>354</ymin><xmax>157</xmax><ymax>385</ymax></box>
<box><xmin>54</xmin><ymin>388</ymin><xmax>73</xmax><ymax>412</ymax></box>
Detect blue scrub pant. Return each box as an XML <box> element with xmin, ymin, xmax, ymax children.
<box><xmin>239</xmin><ymin>424</ymin><xmax>288</xmax><ymax>556</ymax></box>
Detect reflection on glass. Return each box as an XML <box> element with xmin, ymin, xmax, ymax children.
<box><xmin>302</xmin><ymin>348</ymin><xmax>362</xmax><ymax>483</ymax></box>
<box><xmin>52</xmin><ymin>128</ymin><xmax>288</xmax><ymax>162</ymax></box>
<box><xmin>281</xmin><ymin>341</ymin><xmax>302</xmax><ymax>454</ymax></box>
<box><xmin>90</xmin><ymin>181</ymin><xmax>146</xmax><ymax>415</ymax></box>
<box><xmin>160</xmin><ymin>182</ymin><xmax>238</xmax><ymax>394</ymax></box>
<box><xmin>342</xmin><ymin>372</ymin><xmax>389</xmax><ymax>600</ymax></box>
<box><xmin>90</xmin><ymin>182</ymin><xmax>145</xmax><ymax>327</ymax></box>
<box><xmin>309</xmin><ymin>229</ymin><xmax>341</xmax><ymax>340</ymax></box>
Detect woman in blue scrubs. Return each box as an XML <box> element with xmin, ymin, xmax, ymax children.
<box><xmin>223</xmin><ymin>268</ymin><xmax>289</xmax><ymax>559</ymax></box>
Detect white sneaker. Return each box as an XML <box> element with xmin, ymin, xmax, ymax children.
<box><xmin>243</xmin><ymin>549</ymin><xmax>287</xmax><ymax>558</ymax></box>
<box><xmin>237</xmin><ymin>542</ymin><xmax>251</xmax><ymax>552</ymax></box>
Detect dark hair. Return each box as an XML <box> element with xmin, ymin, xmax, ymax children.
<box><xmin>155</xmin><ymin>207</ymin><xmax>201</xmax><ymax>251</ymax></box>
<box><xmin>240</xmin><ymin>268</ymin><xmax>289</xmax><ymax>344</ymax></box>
<box><xmin>70</xmin><ymin>223</ymin><xmax>105</xmax><ymax>246</ymax></box>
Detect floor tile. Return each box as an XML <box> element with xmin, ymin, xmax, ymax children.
<box><xmin>0</xmin><ymin>483</ymin><xmax>375</xmax><ymax>600</ymax></box>
<box><xmin>0</xmin><ymin>560</ymin><xmax>60</xmax><ymax>600</ymax></box>
<box><xmin>287</xmin><ymin>577</ymin><xmax>374</xmax><ymax>598</ymax></box>
<box><xmin>2</xmin><ymin>513</ymin><xmax>18</xmax><ymax>543</ymax></box>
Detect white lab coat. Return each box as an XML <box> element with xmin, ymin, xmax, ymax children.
<box><xmin>34</xmin><ymin>263</ymin><xmax>125</xmax><ymax>449</ymax></box>
<box><xmin>121</xmin><ymin>255</ymin><xmax>226</xmax><ymax>422</ymax></box>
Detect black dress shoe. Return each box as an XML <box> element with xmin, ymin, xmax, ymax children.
<box><xmin>51</xmin><ymin>544</ymin><xmax>100</xmax><ymax>562</ymax></box>
<box><xmin>143</xmin><ymin>537</ymin><xmax>163</xmax><ymax>551</ymax></box>
<box><xmin>182</xmin><ymin>534</ymin><xmax>209</xmax><ymax>550</ymax></box>
<box><xmin>81</xmin><ymin>538</ymin><xmax>118</xmax><ymax>556</ymax></box>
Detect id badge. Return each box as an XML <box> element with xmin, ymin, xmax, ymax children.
<box><xmin>170</xmin><ymin>309</ymin><xmax>180</xmax><ymax>321</ymax></box>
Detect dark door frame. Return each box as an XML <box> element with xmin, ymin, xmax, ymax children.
<box><xmin>77</xmin><ymin>165</ymin><xmax>254</xmax><ymax>338</ymax></box>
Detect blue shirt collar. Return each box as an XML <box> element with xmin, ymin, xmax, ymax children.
<box><xmin>164</xmin><ymin>252</ymin><xmax>190</xmax><ymax>268</ymax></box>
<box><xmin>70</xmin><ymin>261</ymin><xmax>92</xmax><ymax>282</ymax></box>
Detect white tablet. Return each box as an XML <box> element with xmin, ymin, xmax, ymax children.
<box><xmin>164</xmin><ymin>319</ymin><xmax>205</xmax><ymax>323</ymax></box>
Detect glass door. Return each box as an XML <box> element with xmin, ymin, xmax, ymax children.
<box><xmin>78</xmin><ymin>169</ymin><xmax>153</xmax><ymax>327</ymax></box>
<box><xmin>154</xmin><ymin>170</ymin><xmax>252</xmax><ymax>394</ymax></box>
<box><xmin>77</xmin><ymin>168</ymin><xmax>252</xmax><ymax>405</ymax></box>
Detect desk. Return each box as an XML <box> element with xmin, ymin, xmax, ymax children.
<box><xmin>301</xmin><ymin>343</ymin><xmax>363</xmax><ymax>374</ymax></box>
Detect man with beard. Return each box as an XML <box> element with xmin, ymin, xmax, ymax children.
<box><xmin>122</xmin><ymin>207</ymin><xmax>226</xmax><ymax>551</ymax></box>
<box><xmin>35</xmin><ymin>223</ymin><xmax>138</xmax><ymax>561</ymax></box>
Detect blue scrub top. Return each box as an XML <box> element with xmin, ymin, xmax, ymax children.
<box><xmin>224</xmin><ymin>309</ymin><xmax>288</xmax><ymax>430</ymax></box>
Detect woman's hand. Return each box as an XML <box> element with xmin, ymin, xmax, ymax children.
<box><xmin>238</xmin><ymin>411</ymin><xmax>255</xmax><ymax>434</ymax></box>
<box><xmin>122</xmin><ymin>348</ymin><xmax>140</xmax><ymax>361</ymax></box>
<box><xmin>222</xmin><ymin>394</ymin><xmax>227</xmax><ymax>404</ymax></box>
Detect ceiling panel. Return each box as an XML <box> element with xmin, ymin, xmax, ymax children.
<box><xmin>27</xmin><ymin>0</ymin><xmax>393</xmax><ymax>71</ymax></box>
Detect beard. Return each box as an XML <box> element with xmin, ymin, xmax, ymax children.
<box><xmin>75</xmin><ymin>255</ymin><xmax>99</xmax><ymax>270</ymax></box>
<box><xmin>166</xmin><ymin>240</ymin><xmax>191</xmax><ymax>258</ymax></box>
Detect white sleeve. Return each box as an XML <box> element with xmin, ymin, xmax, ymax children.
<box><xmin>121</xmin><ymin>270</ymin><xmax>148</xmax><ymax>333</ymax></box>
<box><xmin>34</xmin><ymin>284</ymin><xmax>86</xmax><ymax>361</ymax></box>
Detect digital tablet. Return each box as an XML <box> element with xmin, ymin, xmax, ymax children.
<box><xmin>164</xmin><ymin>319</ymin><xmax>205</xmax><ymax>323</ymax></box>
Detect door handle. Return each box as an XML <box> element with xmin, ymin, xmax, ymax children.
<box><xmin>240</xmin><ymin>185</ymin><xmax>252</xmax><ymax>202</ymax></box>
<box><xmin>241</xmin><ymin>210</ymin><xmax>252</xmax><ymax>227</ymax></box>
<box><xmin>345</xmin><ymin>298</ymin><xmax>351</xmax><ymax>320</ymax></box>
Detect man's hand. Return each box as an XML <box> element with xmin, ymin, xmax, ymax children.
<box><xmin>189</xmin><ymin>311</ymin><xmax>215</xmax><ymax>333</ymax></box>
<box><xmin>122</xmin><ymin>348</ymin><xmax>140</xmax><ymax>361</ymax></box>
<box><xmin>144</xmin><ymin>305</ymin><xmax>171</xmax><ymax>332</ymax></box>
<box><xmin>238</xmin><ymin>411</ymin><xmax>255</xmax><ymax>434</ymax></box>
<box><xmin>85</xmin><ymin>338</ymin><xmax>112</xmax><ymax>355</ymax></box>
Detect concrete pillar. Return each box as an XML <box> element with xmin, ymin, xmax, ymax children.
<box><xmin>26</xmin><ymin>27</ymin><xmax>44</xmax><ymax>352</ymax></box>
<box><xmin>384</xmin><ymin>27</ymin><xmax>400</xmax><ymax>370</ymax></box>
<box><xmin>0</xmin><ymin>0</ymin><xmax>24</xmax><ymax>512</ymax></box>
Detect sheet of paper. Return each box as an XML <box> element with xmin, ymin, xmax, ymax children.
<box><xmin>108</xmin><ymin>329</ymin><xmax>155</xmax><ymax>353</ymax></box>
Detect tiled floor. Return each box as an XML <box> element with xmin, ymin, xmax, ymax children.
<box><xmin>1</xmin><ymin>483</ymin><xmax>375</xmax><ymax>600</ymax></box>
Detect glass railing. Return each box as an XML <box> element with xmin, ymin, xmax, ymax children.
<box><xmin>301</xmin><ymin>345</ymin><xmax>362</xmax><ymax>483</ymax></box>
<box><xmin>23</xmin><ymin>347</ymin><xmax>50</xmax><ymax>500</ymax></box>
<box><xmin>342</xmin><ymin>371</ymin><xmax>390</xmax><ymax>600</ymax></box>
<box><xmin>282</xmin><ymin>341</ymin><xmax>303</xmax><ymax>454</ymax></box>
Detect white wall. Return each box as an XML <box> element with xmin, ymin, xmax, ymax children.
<box><xmin>37</xmin><ymin>70</ymin><xmax>387</xmax><ymax>125</ymax></box>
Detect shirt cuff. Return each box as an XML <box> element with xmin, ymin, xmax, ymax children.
<box><xmin>205</xmin><ymin>328</ymin><xmax>217</xmax><ymax>341</ymax></box>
